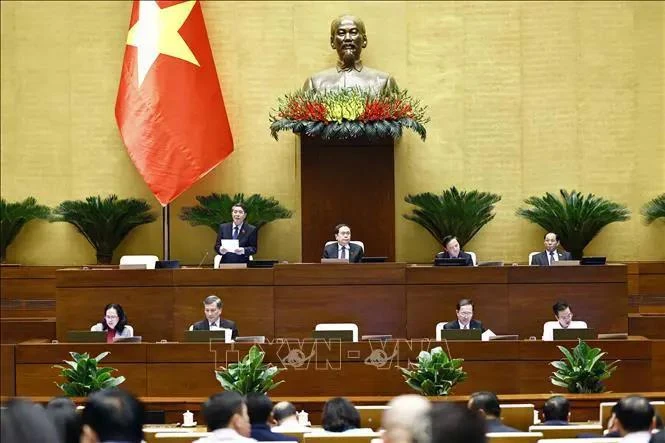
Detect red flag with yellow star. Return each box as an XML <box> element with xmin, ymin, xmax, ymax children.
<box><xmin>115</xmin><ymin>0</ymin><xmax>233</xmax><ymax>206</ymax></box>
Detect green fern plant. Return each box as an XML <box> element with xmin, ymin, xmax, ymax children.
<box><xmin>641</xmin><ymin>194</ymin><xmax>665</xmax><ymax>224</ymax></box>
<box><xmin>398</xmin><ymin>346</ymin><xmax>467</xmax><ymax>396</ymax></box>
<box><xmin>53</xmin><ymin>352</ymin><xmax>125</xmax><ymax>396</ymax></box>
<box><xmin>180</xmin><ymin>193</ymin><xmax>292</xmax><ymax>233</ymax></box>
<box><xmin>550</xmin><ymin>339</ymin><xmax>619</xmax><ymax>393</ymax></box>
<box><xmin>516</xmin><ymin>189</ymin><xmax>630</xmax><ymax>259</ymax></box>
<box><xmin>1</xmin><ymin>197</ymin><xmax>51</xmax><ymax>263</ymax></box>
<box><xmin>215</xmin><ymin>345</ymin><xmax>285</xmax><ymax>394</ymax></box>
<box><xmin>403</xmin><ymin>187</ymin><xmax>501</xmax><ymax>248</ymax></box>
<box><xmin>50</xmin><ymin>195</ymin><xmax>157</xmax><ymax>264</ymax></box>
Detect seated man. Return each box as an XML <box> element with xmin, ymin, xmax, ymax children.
<box><xmin>542</xmin><ymin>300</ymin><xmax>587</xmax><ymax>341</ymax></box>
<box><xmin>443</xmin><ymin>299</ymin><xmax>486</xmax><ymax>332</ymax></box>
<box><xmin>196</xmin><ymin>392</ymin><xmax>254</xmax><ymax>442</ymax></box>
<box><xmin>246</xmin><ymin>393</ymin><xmax>293</xmax><ymax>441</ymax></box>
<box><xmin>436</xmin><ymin>235</ymin><xmax>474</xmax><ymax>266</ymax></box>
<box><xmin>382</xmin><ymin>394</ymin><xmax>431</xmax><ymax>443</ymax></box>
<box><xmin>271</xmin><ymin>402</ymin><xmax>310</xmax><ymax>431</ymax></box>
<box><xmin>322</xmin><ymin>224</ymin><xmax>364</xmax><ymax>263</ymax></box>
<box><xmin>189</xmin><ymin>295</ymin><xmax>239</xmax><ymax>339</ymax></box>
<box><xmin>467</xmin><ymin>391</ymin><xmax>519</xmax><ymax>433</ymax></box>
<box><xmin>430</xmin><ymin>403</ymin><xmax>486</xmax><ymax>443</ymax></box>
<box><xmin>214</xmin><ymin>203</ymin><xmax>257</xmax><ymax>264</ymax></box>
<box><xmin>538</xmin><ymin>395</ymin><xmax>570</xmax><ymax>425</ymax></box>
<box><xmin>614</xmin><ymin>395</ymin><xmax>655</xmax><ymax>442</ymax></box>
<box><xmin>531</xmin><ymin>232</ymin><xmax>573</xmax><ymax>266</ymax></box>
<box><xmin>80</xmin><ymin>389</ymin><xmax>144</xmax><ymax>443</ymax></box>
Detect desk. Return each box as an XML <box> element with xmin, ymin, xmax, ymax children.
<box><xmin>54</xmin><ymin>264</ymin><xmax>627</xmax><ymax>342</ymax></box>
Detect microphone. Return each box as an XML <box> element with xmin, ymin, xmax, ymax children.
<box><xmin>197</xmin><ymin>251</ymin><xmax>209</xmax><ymax>268</ymax></box>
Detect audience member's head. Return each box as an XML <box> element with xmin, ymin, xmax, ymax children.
<box><xmin>382</xmin><ymin>395</ymin><xmax>431</xmax><ymax>443</ymax></box>
<box><xmin>1</xmin><ymin>398</ymin><xmax>59</xmax><ymax>443</ymax></box>
<box><xmin>101</xmin><ymin>303</ymin><xmax>128</xmax><ymax>333</ymax></box>
<box><xmin>321</xmin><ymin>397</ymin><xmax>360</xmax><ymax>432</ymax></box>
<box><xmin>430</xmin><ymin>403</ymin><xmax>487</xmax><ymax>443</ymax></box>
<box><xmin>543</xmin><ymin>395</ymin><xmax>570</xmax><ymax>423</ymax></box>
<box><xmin>468</xmin><ymin>391</ymin><xmax>501</xmax><ymax>419</ymax></box>
<box><xmin>272</xmin><ymin>401</ymin><xmax>298</xmax><ymax>425</ymax></box>
<box><xmin>614</xmin><ymin>395</ymin><xmax>655</xmax><ymax>435</ymax></box>
<box><xmin>246</xmin><ymin>393</ymin><xmax>274</xmax><ymax>426</ymax></box>
<box><xmin>80</xmin><ymin>388</ymin><xmax>144</xmax><ymax>443</ymax></box>
<box><xmin>202</xmin><ymin>391</ymin><xmax>250</xmax><ymax>436</ymax></box>
<box><xmin>46</xmin><ymin>396</ymin><xmax>82</xmax><ymax>443</ymax></box>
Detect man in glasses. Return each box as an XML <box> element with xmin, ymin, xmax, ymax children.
<box><xmin>542</xmin><ymin>300</ymin><xmax>588</xmax><ymax>341</ymax></box>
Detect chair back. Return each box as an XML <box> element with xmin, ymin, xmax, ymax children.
<box><xmin>304</xmin><ymin>433</ymin><xmax>381</xmax><ymax>443</ymax></box>
<box><xmin>119</xmin><ymin>255</ymin><xmax>159</xmax><ymax>269</ymax></box>
<box><xmin>466</xmin><ymin>251</ymin><xmax>477</xmax><ymax>266</ymax></box>
<box><xmin>315</xmin><ymin>323</ymin><xmax>359</xmax><ymax>342</ymax></box>
<box><xmin>528</xmin><ymin>424</ymin><xmax>602</xmax><ymax>439</ymax></box>
<box><xmin>435</xmin><ymin>322</ymin><xmax>448</xmax><ymax>341</ymax></box>
<box><xmin>500</xmin><ymin>404</ymin><xmax>536</xmax><ymax>431</ymax></box>
<box><xmin>528</xmin><ymin>252</ymin><xmax>539</xmax><ymax>265</ymax></box>
<box><xmin>356</xmin><ymin>405</ymin><xmax>390</xmax><ymax>430</ymax></box>
<box><xmin>324</xmin><ymin>241</ymin><xmax>365</xmax><ymax>251</ymax></box>
<box><xmin>487</xmin><ymin>432</ymin><xmax>543</xmax><ymax>443</ymax></box>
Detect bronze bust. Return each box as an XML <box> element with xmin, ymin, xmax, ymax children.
<box><xmin>303</xmin><ymin>15</ymin><xmax>398</xmax><ymax>94</ymax></box>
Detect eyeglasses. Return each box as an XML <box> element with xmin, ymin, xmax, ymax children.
<box><xmin>105</xmin><ymin>315</ymin><xmax>119</xmax><ymax>320</ymax></box>
<box><xmin>458</xmin><ymin>311</ymin><xmax>473</xmax><ymax>317</ymax></box>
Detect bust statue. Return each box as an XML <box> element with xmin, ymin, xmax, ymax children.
<box><xmin>303</xmin><ymin>15</ymin><xmax>398</xmax><ymax>95</ymax></box>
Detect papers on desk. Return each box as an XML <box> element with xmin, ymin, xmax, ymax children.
<box><xmin>482</xmin><ymin>329</ymin><xmax>496</xmax><ymax>341</ymax></box>
<box><xmin>221</xmin><ymin>239</ymin><xmax>239</xmax><ymax>251</ymax></box>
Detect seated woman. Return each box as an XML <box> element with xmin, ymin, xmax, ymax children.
<box><xmin>435</xmin><ymin>235</ymin><xmax>474</xmax><ymax>266</ymax></box>
<box><xmin>90</xmin><ymin>303</ymin><xmax>134</xmax><ymax>343</ymax></box>
<box><xmin>317</xmin><ymin>397</ymin><xmax>373</xmax><ymax>434</ymax></box>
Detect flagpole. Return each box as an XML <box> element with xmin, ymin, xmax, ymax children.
<box><xmin>162</xmin><ymin>204</ymin><xmax>170</xmax><ymax>260</ymax></box>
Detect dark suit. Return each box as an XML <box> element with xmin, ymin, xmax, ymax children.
<box><xmin>486</xmin><ymin>418</ymin><xmax>520</xmax><ymax>433</ymax></box>
<box><xmin>435</xmin><ymin>251</ymin><xmax>474</xmax><ymax>266</ymax></box>
<box><xmin>250</xmin><ymin>424</ymin><xmax>293</xmax><ymax>442</ymax></box>
<box><xmin>191</xmin><ymin>318</ymin><xmax>238</xmax><ymax>339</ymax></box>
<box><xmin>443</xmin><ymin>319</ymin><xmax>486</xmax><ymax>333</ymax></box>
<box><xmin>531</xmin><ymin>250</ymin><xmax>573</xmax><ymax>266</ymax></box>
<box><xmin>214</xmin><ymin>222</ymin><xmax>258</xmax><ymax>264</ymax></box>
<box><xmin>322</xmin><ymin>242</ymin><xmax>364</xmax><ymax>263</ymax></box>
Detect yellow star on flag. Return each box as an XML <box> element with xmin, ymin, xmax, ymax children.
<box><xmin>126</xmin><ymin>0</ymin><xmax>200</xmax><ymax>87</ymax></box>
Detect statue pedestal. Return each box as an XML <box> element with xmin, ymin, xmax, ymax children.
<box><xmin>299</xmin><ymin>136</ymin><xmax>395</xmax><ymax>262</ymax></box>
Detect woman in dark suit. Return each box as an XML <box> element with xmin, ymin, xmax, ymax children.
<box><xmin>435</xmin><ymin>235</ymin><xmax>474</xmax><ymax>266</ymax></box>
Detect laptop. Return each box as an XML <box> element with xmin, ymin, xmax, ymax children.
<box><xmin>553</xmin><ymin>328</ymin><xmax>596</xmax><ymax>340</ymax></box>
<box><xmin>581</xmin><ymin>256</ymin><xmax>606</xmax><ymax>265</ymax></box>
<box><xmin>66</xmin><ymin>331</ymin><xmax>107</xmax><ymax>343</ymax></box>
<box><xmin>118</xmin><ymin>264</ymin><xmax>147</xmax><ymax>270</ymax></box>
<box><xmin>552</xmin><ymin>260</ymin><xmax>580</xmax><ymax>266</ymax></box>
<box><xmin>183</xmin><ymin>330</ymin><xmax>229</xmax><ymax>343</ymax></box>
<box><xmin>312</xmin><ymin>330</ymin><xmax>354</xmax><ymax>341</ymax></box>
<box><xmin>155</xmin><ymin>260</ymin><xmax>180</xmax><ymax>269</ymax></box>
<box><xmin>361</xmin><ymin>257</ymin><xmax>388</xmax><ymax>263</ymax></box>
<box><xmin>439</xmin><ymin>329</ymin><xmax>482</xmax><ymax>341</ymax></box>
<box><xmin>114</xmin><ymin>336</ymin><xmax>142</xmax><ymax>343</ymax></box>
<box><xmin>321</xmin><ymin>258</ymin><xmax>349</xmax><ymax>264</ymax></box>
<box><xmin>434</xmin><ymin>258</ymin><xmax>468</xmax><ymax>267</ymax></box>
<box><xmin>247</xmin><ymin>260</ymin><xmax>278</xmax><ymax>268</ymax></box>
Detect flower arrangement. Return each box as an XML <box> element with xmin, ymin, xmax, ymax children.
<box><xmin>270</xmin><ymin>88</ymin><xmax>429</xmax><ymax>141</ymax></box>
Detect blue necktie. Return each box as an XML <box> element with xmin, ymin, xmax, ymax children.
<box><xmin>233</xmin><ymin>226</ymin><xmax>239</xmax><ymax>240</ymax></box>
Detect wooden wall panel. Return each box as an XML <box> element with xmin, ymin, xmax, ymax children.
<box><xmin>0</xmin><ymin>344</ymin><xmax>15</xmax><ymax>396</ymax></box>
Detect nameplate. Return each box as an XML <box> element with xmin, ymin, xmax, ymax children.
<box><xmin>218</xmin><ymin>263</ymin><xmax>247</xmax><ymax>269</ymax></box>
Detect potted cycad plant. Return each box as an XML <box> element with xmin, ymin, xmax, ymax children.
<box><xmin>403</xmin><ymin>187</ymin><xmax>501</xmax><ymax>249</ymax></box>
<box><xmin>550</xmin><ymin>340</ymin><xmax>619</xmax><ymax>393</ymax></box>
<box><xmin>517</xmin><ymin>189</ymin><xmax>629</xmax><ymax>259</ymax></box>
<box><xmin>53</xmin><ymin>352</ymin><xmax>125</xmax><ymax>396</ymax></box>
<box><xmin>180</xmin><ymin>193</ymin><xmax>292</xmax><ymax>232</ymax></box>
<box><xmin>641</xmin><ymin>194</ymin><xmax>665</xmax><ymax>224</ymax></box>
<box><xmin>50</xmin><ymin>195</ymin><xmax>157</xmax><ymax>264</ymax></box>
<box><xmin>398</xmin><ymin>346</ymin><xmax>467</xmax><ymax>396</ymax></box>
<box><xmin>0</xmin><ymin>197</ymin><xmax>51</xmax><ymax>263</ymax></box>
<box><xmin>215</xmin><ymin>345</ymin><xmax>285</xmax><ymax>394</ymax></box>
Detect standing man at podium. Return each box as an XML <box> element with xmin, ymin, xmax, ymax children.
<box><xmin>214</xmin><ymin>203</ymin><xmax>257</xmax><ymax>264</ymax></box>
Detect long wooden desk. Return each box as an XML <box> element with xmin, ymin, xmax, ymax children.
<box><xmin>5</xmin><ymin>339</ymin><xmax>663</xmax><ymax>399</ymax></box>
<box><xmin>54</xmin><ymin>264</ymin><xmax>628</xmax><ymax>342</ymax></box>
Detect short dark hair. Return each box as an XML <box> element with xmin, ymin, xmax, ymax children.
<box><xmin>468</xmin><ymin>392</ymin><xmax>501</xmax><ymax>418</ymax></box>
<box><xmin>552</xmin><ymin>301</ymin><xmax>569</xmax><ymax>317</ymax></box>
<box><xmin>430</xmin><ymin>403</ymin><xmax>486</xmax><ymax>443</ymax></box>
<box><xmin>232</xmin><ymin>203</ymin><xmax>247</xmax><ymax>213</ymax></box>
<box><xmin>456</xmin><ymin>299</ymin><xmax>473</xmax><ymax>310</ymax></box>
<box><xmin>322</xmin><ymin>397</ymin><xmax>360</xmax><ymax>432</ymax></box>
<box><xmin>46</xmin><ymin>397</ymin><xmax>82</xmax><ymax>443</ymax></box>
<box><xmin>615</xmin><ymin>395</ymin><xmax>654</xmax><ymax>433</ymax></box>
<box><xmin>246</xmin><ymin>393</ymin><xmax>273</xmax><ymax>425</ymax></box>
<box><xmin>81</xmin><ymin>389</ymin><xmax>144</xmax><ymax>443</ymax></box>
<box><xmin>204</xmin><ymin>295</ymin><xmax>223</xmax><ymax>309</ymax></box>
<box><xmin>334</xmin><ymin>224</ymin><xmax>350</xmax><ymax>235</ymax></box>
<box><xmin>1</xmin><ymin>398</ymin><xmax>59</xmax><ymax>442</ymax></box>
<box><xmin>202</xmin><ymin>392</ymin><xmax>245</xmax><ymax>432</ymax></box>
<box><xmin>543</xmin><ymin>396</ymin><xmax>569</xmax><ymax>422</ymax></box>
<box><xmin>442</xmin><ymin>235</ymin><xmax>457</xmax><ymax>249</ymax></box>
<box><xmin>545</xmin><ymin>232</ymin><xmax>559</xmax><ymax>241</ymax></box>
<box><xmin>272</xmin><ymin>402</ymin><xmax>297</xmax><ymax>423</ymax></box>
<box><xmin>101</xmin><ymin>303</ymin><xmax>129</xmax><ymax>335</ymax></box>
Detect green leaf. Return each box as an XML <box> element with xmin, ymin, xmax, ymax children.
<box><xmin>54</xmin><ymin>351</ymin><xmax>124</xmax><ymax>397</ymax></box>
<box><xmin>214</xmin><ymin>345</ymin><xmax>285</xmax><ymax>394</ymax></box>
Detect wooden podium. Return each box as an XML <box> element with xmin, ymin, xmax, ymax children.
<box><xmin>300</xmin><ymin>136</ymin><xmax>395</xmax><ymax>262</ymax></box>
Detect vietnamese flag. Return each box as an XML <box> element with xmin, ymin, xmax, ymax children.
<box><xmin>115</xmin><ymin>0</ymin><xmax>233</xmax><ymax>206</ymax></box>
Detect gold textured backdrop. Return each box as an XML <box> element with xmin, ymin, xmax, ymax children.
<box><xmin>1</xmin><ymin>1</ymin><xmax>663</xmax><ymax>265</ymax></box>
